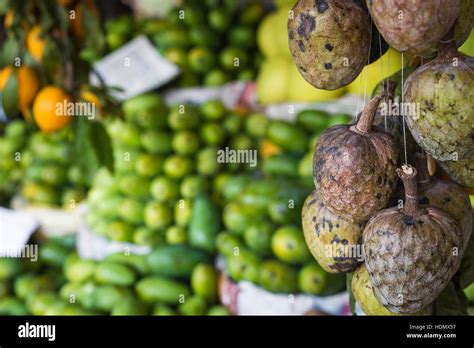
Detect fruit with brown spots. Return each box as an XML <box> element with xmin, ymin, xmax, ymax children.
<box><xmin>404</xmin><ymin>41</ymin><xmax>474</xmax><ymax>163</ymax></box>
<box><xmin>288</xmin><ymin>0</ymin><xmax>371</xmax><ymax>90</ymax></box>
<box><xmin>302</xmin><ymin>189</ymin><xmax>364</xmax><ymax>273</ymax></box>
<box><xmin>352</xmin><ymin>264</ymin><xmax>432</xmax><ymax>315</ymax></box>
<box><xmin>314</xmin><ymin>93</ymin><xmax>399</xmax><ymax>224</ymax></box>
<box><xmin>367</xmin><ymin>0</ymin><xmax>462</xmax><ymax>56</ymax></box>
<box><xmin>414</xmin><ymin>153</ymin><xmax>472</xmax><ymax>250</ymax></box>
<box><xmin>363</xmin><ymin>165</ymin><xmax>462</xmax><ymax>314</ymax></box>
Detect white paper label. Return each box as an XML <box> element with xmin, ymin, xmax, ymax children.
<box><xmin>90</xmin><ymin>36</ymin><xmax>179</xmax><ymax>101</ymax></box>
<box><xmin>0</xmin><ymin>207</ymin><xmax>39</xmax><ymax>257</ymax></box>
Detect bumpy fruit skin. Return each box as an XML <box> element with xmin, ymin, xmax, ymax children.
<box><xmin>367</xmin><ymin>0</ymin><xmax>462</xmax><ymax>56</ymax></box>
<box><xmin>415</xmin><ymin>155</ymin><xmax>472</xmax><ymax>250</ymax></box>
<box><xmin>314</xmin><ymin>95</ymin><xmax>399</xmax><ymax>223</ymax></box>
<box><xmin>438</xmin><ymin>158</ymin><xmax>474</xmax><ymax>188</ymax></box>
<box><xmin>352</xmin><ymin>264</ymin><xmax>432</xmax><ymax>315</ymax></box>
<box><xmin>288</xmin><ymin>0</ymin><xmax>370</xmax><ymax>90</ymax></box>
<box><xmin>302</xmin><ymin>190</ymin><xmax>364</xmax><ymax>273</ymax></box>
<box><xmin>363</xmin><ymin>166</ymin><xmax>463</xmax><ymax>314</ymax></box>
<box><xmin>404</xmin><ymin>45</ymin><xmax>474</xmax><ymax>162</ymax></box>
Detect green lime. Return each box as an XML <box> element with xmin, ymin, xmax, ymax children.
<box><xmin>228</xmin><ymin>26</ymin><xmax>255</xmax><ymax>49</ymax></box>
<box><xmin>163</xmin><ymin>47</ymin><xmax>188</xmax><ymax>69</ymax></box>
<box><xmin>135</xmin><ymin>154</ymin><xmax>164</xmax><ymax>178</ymax></box>
<box><xmin>230</xmin><ymin>134</ymin><xmax>254</xmax><ymax>150</ymax></box>
<box><xmin>141</xmin><ymin>131</ymin><xmax>173</xmax><ymax>155</ymax></box>
<box><xmin>178</xmin><ymin>295</ymin><xmax>207</xmax><ymax>316</ymax></box>
<box><xmin>203</xmin><ymin>69</ymin><xmax>231</xmax><ymax>86</ymax></box>
<box><xmin>191</xmin><ymin>263</ymin><xmax>217</xmax><ymax>301</ymax></box>
<box><xmin>144</xmin><ymin>201</ymin><xmax>172</xmax><ymax>230</ymax></box>
<box><xmin>327</xmin><ymin>113</ymin><xmax>353</xmax><ymax>127</ymax></box>
<box><xmin>174</xmin><ymin>198</ymin><xmax>193</xmax><ymax>227</ymax></box>
<box><xmin>188</xmin><ymin>47</ymin><xmax>216</xmax><ymax>74</ymax></box>
<box><xmin>189</xmin><ymin>26</ymin><xmax>217</xmax><ymax>48</ymax></box>
<box><xmin>244</xmin><ymin>222</ymin><xmax>274</xmax><ymax>256</ymax></box>
<box><xmin>272</xmin><ymin>226</ymin><xmax>312</xmax><ymax>265</ymax></box>
<box><xmin>172</xmin><ymin>131</ymin><xmax>200</xmax><ymax>155</ymax></box>
<box><xmin>200</xmin><ymin>100</ymin><xmax>226</xmax><ymax>120</ymax></box>
<box><xmin>197</xmin><ymin>147</ymin><xmax>222</xmax><ymax>176</ymax></box>
<box><xmin>118</xmin><ymin>174</ymin><xmax>150</xmax><ymax>198</ymax></box>
<box><xmin>237</xmin><ymin>69</ymin><xmax>255</xmax><ymax>81</ymax></box>
<box><xmin>245</xmin><ymin>112</ymin><xmax>269</xmax><ymax>138</ymax></box>
<box><xmin>180</xmin><ymin>175</ymin><xmax>209</xmax><ymax>199</ymax></box>
<box><xmin>227</xmin><ymin>250</ymin><xmax>260</xmax><ymax>283</ymax></box>
<box><xmin>223</xmin><ymin>112</ymin><xmax>243</xmax><ymax>134</ymax></box>
<box><xmin>118</xmin><ymin>199</ymin><xmax>145</xmax><ymax>225</ymax></box>
<box><xmin>153</xmin><ymin>304</ymin><xmax>176</xmax><ymax>316</ymax></box>
<box><xmin>165</xmin><ymin>226</ymin><xmax>188</xmax><ymax>245</ymax></box>
<box><xmin>163</xmin><ymin>155</ymin><xmax>193</xmax><ymax>179</ymax></box>
<box><xmin>207</xmin><ymin>306</ymin><xmax>231</xmax><ymax>316</ymax></box>
<box><xmin>106</xmin><ymin>221</ymin><xmax>134</xmax><ymax>242</ymax></box>
<box><xmin>168</xmin><ymin>105</ymin><xmax>200</xmax><ymax>130</ymax></box>
<box><xmin>239</xmin><ymin>3</ymin><xmax>265</xmax><ymax>25</ymax></box>
<box><xmin>183</xmin><ymin>6</ymin><xmax>205</xmax><ymax>26</ymax></box>
<box><xmin>220</xmin><ymin>47</ymin><xmax>249</xmax><ymax>71</ymax></box>
<box><xmin>153</xmin><ymin>27</ymin><xmax>190</xmax><ymax>50</ymax></box>
<box><xmin>150</xmin><ymin>176</ymin><xmax>179</xmax><ymax>202</ymax></box>
<box><xmin>133</xmin><ymin>227</ymin><xmax>164</xmax><ymax>246</ymax></box>
<box><xmin>259</xmin><ymin>260</ymin><xmax>299</xmax><ymax>293</ymax></box>
<box><xmin>200</xmin><ymin>123</ymin><xmax>226</xmax><ymax>146</ymax></box>
<box><xmin>208</xmin><ymin>8</ymin><xmax>231</xmax><ymax>32</ymax></box>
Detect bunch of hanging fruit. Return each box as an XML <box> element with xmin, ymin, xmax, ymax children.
<box><xmin>291</xmin><ymin>0</ymin><xmax>473</xmax><ymax>315</ymax></box>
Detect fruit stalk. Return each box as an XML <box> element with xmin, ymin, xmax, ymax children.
<box><xmin>397</xmin><ymin>164</ymin><xmax>419</xmax><ymax>216</ymax></box>
<box><xmin>354</xmin><ymin>94</ymin><xmax>385</xmax><ymax>133</ymax></box>
<box><xmin>415</xmin><ymin>153</ymin><xmax>432</xmax><ymax>186</ymax></box>
<box><xmin>437</xmin><ymin>39</ymin><xmax>458</xmax><ymax>59</ymax></box>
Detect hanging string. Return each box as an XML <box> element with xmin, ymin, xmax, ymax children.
<box><xmin>363</xmin><ymin>17</ymin><xmax>373</xmax><ymax>110</ymax></box>
<box><xmin>379</xmin><ymin>32</ymin><xmax>388</xmax><ymax>132</ymax></box>
<box><xmin>401</xmin><ymin>53</ymin><xmax>408</xmax><ymax>164</ymax></box>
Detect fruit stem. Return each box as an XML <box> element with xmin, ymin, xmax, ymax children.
<box><xmin>415</xmin><ymin>153</ymin><xmax>431</xmax><ymax>187</ymax></box>
<box><xmin>437</xmin><ymin>40</ymin><xmax>458</xmax><ymax>59</ymax></box>
<box><xmin>355</xmin><ymin>94</ymin><xmax>385</xmax><ymax>133</ymax></box>
<box><xmin>397</xmin><ymin>164</ymin><xmax>419</xmax><ymax>216</ymax></box>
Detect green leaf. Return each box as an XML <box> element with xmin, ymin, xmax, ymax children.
<box><xmin>459</xmin><ymin>216</ymin><xmax>474</xmax><ymax>289</ymax></box>
<box><xmin>1</xmin><ymin>72</ymin><xmax>19</xmax><ymax>117</ymax></box>
<box><xmin>82</xmin><ymin>5</ymin><xmax>106</xmax><ymax>52</ymax></box>
<box><xmin>346</xmin><ymin>272</ymin><xmax>356</xmax><ymax>315</ymax></box>
<box><xmin>0</xmin><ymin>36</ymin><xmax>20</xmax><ymax>66</ymax></box>
<box><xmin>72</xmin><ymin>117</ymin><xmax>99</xmax><ymax>186</ymax></box>
<box><xmin>433</xmin><ymin>282</ymin><xmax>468</xmax><ymax>315</ymax></box>
<box><xmin>89</xmin><ymin>121</ymin><xmax>114</xmax><ymax>174</ymax></box>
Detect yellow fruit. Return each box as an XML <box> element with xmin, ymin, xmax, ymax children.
<box><xmin>27</xmin><ymin>26</ymin><xmax>46</xmax><ymax>62</ymax></box>
<box><xmin>288</xmin><ymin>61</ymin><xmax>346</xmax><ymax>102</ymax></box>
<box><xmin>79</xmin><ymin>90</ymin><xmax>103</xmax><ymax>117</ymax></box>
<box><xmin>260</xmin><ymin>140</ymin><xmax>282</xmax><ymax>158</ymax></box>
<box><xmin>256</xmin><ymin>57</ymin><xmax>291</xmax><ymax>104</ymax></box>
<box><xmin>4</xmin><ymin>10</ymin><xmax>14</xmax><ymax>28</ymax></box>
<box><xmin>33</xmin><ymin>86</ymin><xmax>74</xmax><ymax>133</ymax></box>
<box><xmin>0</xmin><ymin>66</ymin><xmax>39</xmax><ymax>109</ymax></box>
<box><xmin>257</xmin><ymin>9</ymin><xmax>292</xmax><ymax>59</ymax></box>
<box><xmin>347</xmin><ymin>48</ymin><xmax>405</xmax><ymax>96</ymax></box>
<box><xmin>71</xmin><ymin>0</ymin><xmax>99</xmax><ymax>42</ymax></box>
<box><xmin>0</xmin><ymin>66</ymin><xmax>12</xmax><ymax>90</ymax></box>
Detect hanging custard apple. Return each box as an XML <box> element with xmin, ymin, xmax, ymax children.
<box><xmin>352</xmin><ymin>264</ymin><xmax>432</xmax><ymax>315</ymax></box>
<box><xmin>363</xmin><ymin>165</ymin><xmax>463</xmax><ymax>314</ymax></box>
<box><xmin>415</xmin><ymin>153</ymin><xmax>472</xmax><ymax>251</ymax></box>
<box><xmin>404</xmin><ymin>41</ymin><xmax>474</xmax><ymax>162</ymax></box>
<box><xmin>314</xmin><ymin>93</ymin><xmax>399</xmax><ymax>224</ymax></box>
<box><xmin>367</xmin><ymin>0</ymin><xmax>462</xmax><ymax>56</ymax></box>
<box><xmin>288</xmin><ymin>0</ymin><xmax>371</xmax><ymax>90</ymax></box>
<box><xmin>302</xmin><ymin>189</ymin><xmax>364</xmax><ymax>273</ymax></box>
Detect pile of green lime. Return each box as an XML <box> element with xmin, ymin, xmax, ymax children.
<box><xmin>151</xmin><ymin>0</ymin><xmax>267</xmax><ymax>87</ymax></box>
<box><xmin>0</xmin><ymin>236</ymin><xmax>229</xmax><ymax>316</ymax></box>
<box><xmin>0</xmin><ymin>120</ymin><xmax>29</xmax><ymax>205</ymax></box>
<box><xmin>18</xmin><ymin>126</ymin><xmax>88</xmax><ymax>208</ymax></box>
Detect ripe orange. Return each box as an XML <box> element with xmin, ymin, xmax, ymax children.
<box><xmin>260</xmin><ymin>139</ymin><xmax>282</xmax><ymax>158</ymax></box>
<box><xmin>4</xmin><ymin>10</ymin><xmax>14</xmax><ymax>28</ymax></box>
<box><xmin>0</xmin><ymin>66</ymin><xmax>39</xmax><ymax>109</ymax></box>
<box><xmin>71</xmin><ymin>0</ymin><xmax>99</xmax><ymax>42</ymax></box>
<box><xmin>26</xmin><ymin>25</ymin><xmax>46</xmax><ymax>62</ymax></box>
<box><xmin>33</xmin><ymin>86</ymin><xmax>74</xmax><ymax>133</ymax></box>
<box><xmin>79</xmin><ymin>89</ymin><xmax>103</xmax><ymax>117</ymax></box>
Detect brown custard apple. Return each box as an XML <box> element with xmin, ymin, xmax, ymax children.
<box><xmin>288</xmin><ymin>0</ymin><xmax>371</xmax><ymax>90</ymax></box>
<box><xmin>415</xmin><ymin>153</ymin><xmax>472</xmax><ymax>251</ymax></box>
<box><xmin>404</xmin><ymin>41</ymin><xmax>474</xmax><ymax>162</ymax></box>
<box><xmin>302</xmin><ymin>189</ymin><xmax>364</xmax><ymax>273</ymax></box>
<box><xmin>352</xmin><ymin>264</ymin><xmax>432</xmax><ymax>315</ymax></box>
<box><xmin>363</xmin><ymin>165</ymin><xmax>463</xmax><ymax>314</ymax></box>
<box><xmin>367</xmin><ymin>0</ymin><xmax>462</xmax><ymax>56</ymax></box>
<box><xmin>314</xmin><ymin>93</ymin><xmax>399</xmax><ymax>224</ymax></box>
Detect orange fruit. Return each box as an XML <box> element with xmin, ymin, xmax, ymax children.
<box><xmin>0</xmin><ymin>66</ymin><xmax>12</xmax><ymax>90</ymax></box>
<box><xmin>79</xmin><ymin>90</ymin><xmax>103</xmax><ymax>117</ymax></box>
<box><xmin>4</xmin><ymin>10</ymin><xmax>14</xmax><ymax>28</ymax></box>
<box><xmin>33</xmin><ymin>86</ymin><xmax>74</xmax><ymax>133</ymax></box>
<box><xmin>71</xmin><ymin>0</ymin><xmax>99</xmax><ymax>42</ymax></box>
<box><xmin>26</xmin><ymin>25</ymin><xmax>46</xmax><ymax>62</ymax></box>
<box><xmin>260</xmin><ymin>139</ymin><xmax>282</xmax><ymax>158</ymax></box>
<box><xmin>0</xmin><ymin>66</ymin><xmax>39</xmax><ymax>108</ymax></box>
